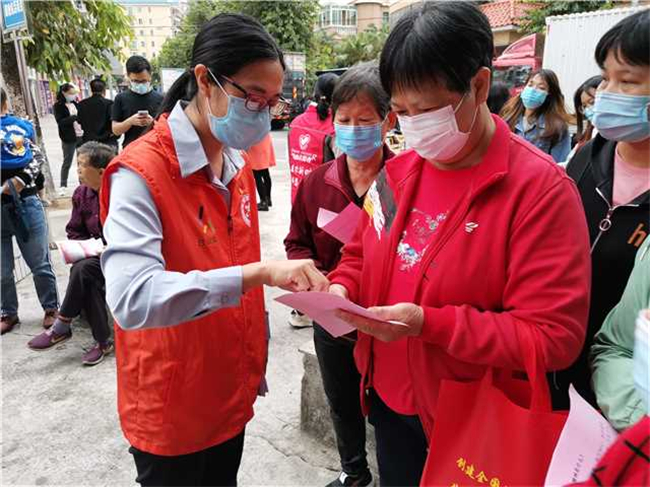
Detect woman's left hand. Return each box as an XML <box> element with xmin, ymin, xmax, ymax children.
<box><xmin>335</xmin><ymin>303</ymin><xmax>424</xmax><ymax>342</ymax></box>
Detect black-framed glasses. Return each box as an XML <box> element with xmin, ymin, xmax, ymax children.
<box><xmin>214</xmin><ymin>72</ymin><xmax>289</xmax><ymax>116</ymax></box>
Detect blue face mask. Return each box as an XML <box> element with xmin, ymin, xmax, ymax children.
<box><xmin>593</xmin><ymin>91</ymin><xmax>650</xmax><ymax>143</ymax></box>
<box><xmin>207</xmin><ymin>70</ymin><xmax>270</xmax><ymax>150</ymax></box>
<box><xmin>583</xmin><ymin>106</ymin><xmax>595</xmax><ymax>123</ymax></box>
<box><xmin>634</xmin><ymin>310</ymin><xmax>650</xmax><ymax>414</ymax></box>
<box><xmin>64</xmin><ymin>94</ymin><xmax>76</xmax><ymax>103</ymax></box>
<box><xmin>335</xmin><ymin>123</ymin><xmax>383</xmax><ymax>161</ymax></box>
<box><xmin>520</xmin><ymin>86</ymin><xmax>548</xmax><ymax>110</ymax></box>
<box><xmin>130</xmin><ymin>82</ymin><xmax>152</xmax><ymax>95</ymax></box>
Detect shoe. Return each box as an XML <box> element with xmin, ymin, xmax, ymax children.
<box><xmin>289</xmin><ymin>309</ymin><xmax>312</xmax><ymax>329</ymax></box>
<box><xmin>266</xmin><ymin>197</ymin><xmax>272</xmax><ymax>208</ymax></box>
<box><xmin>327</xmin><ymin>470</ymin><xmax>373</xmax><ymax>487</ymax></box>
<box><xmin>257</xmin><ymin>201</ymin><xmax>269</xmax><ymax>212</ymax></box>
<box><xmin>28</xmin><ymin>327</ymin><xmax>72</xmax><ymax>350</ymax></box>
<box><xmin>58</xmin><ymin>188</ymin><xmax>67</xmax><ymax>197</ymax></box>
<box><xmin>43</xmin><ymin>309</ymin><xmax>58</xmax><ymax>329</ymax></box>
<box><xmin>1</xmin><ymin>315</ymin><xmax>19</xmax><ymax>335</ymax></box>
<box><xmin>82</xmin><ymin>342</ymin><xmax>114</xmax><ymax>366</ymax></box>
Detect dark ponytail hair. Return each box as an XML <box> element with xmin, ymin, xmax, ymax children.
<box><xmin>158</xmin><ymin>13</ymin><xmax>285</xmax><ymax>117</ymax></box>
<box><xmin>314</xmin><ymin>73</ymin><xmax>339</xmax><ymax>121</ymax></box>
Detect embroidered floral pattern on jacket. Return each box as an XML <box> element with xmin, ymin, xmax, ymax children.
<box><xmin>396</xmin><ymin>209</ymin><xmax>447</xmax><ymax>271</ymax></box>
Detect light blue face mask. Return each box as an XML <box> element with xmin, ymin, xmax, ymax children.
<box><xmin>130</xmin><ymin>81</ymin><xmax>152</xmax><ymax>95</ymax></box>
<box><xmin>520</xmin><ymin>86</ymin><xmax>548</xmax><ymax>110</ymax></box>
<box><xmin>334</xmin><ymin>122</ymin><xmax>383</xmax><ymax>161</ymax></box>
<box><xmin>583</xmin><ymin>106</ymin><xmax>595</xmax><ymax>123</ymax></box>
<box><xmin>64</xmin><ymin>94</ymin><xmax>76</xmax><ymax>103</ymax></box>
<box><xmin>634</xmin><ymin>310</ymin><xmax>650</xmax><ymax>414</ymax></box>
<box><xmin>593</xmin><ymin>91</ymin><xmax>650</xmax><ymax>143</ymax></box>
<box><xmin>207</xmin><ymin>70</ymin><xmax>270</xmax><ymax>150</ymax></box>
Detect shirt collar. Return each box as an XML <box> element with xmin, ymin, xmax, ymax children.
<box><xmin>518</xmin><ymin>113</ymin><xmax>546</xmax><ymax>133</ymax></box>
<box><xmin>167</xmin><ymin>101</ymin><xmax>245</xmax><ymax>185</ymax></box>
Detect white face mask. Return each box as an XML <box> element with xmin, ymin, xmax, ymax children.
<box><xmin>398</xmin><ymin>93</ymin><xmax>477</xmax><ymax>162</ymax></box>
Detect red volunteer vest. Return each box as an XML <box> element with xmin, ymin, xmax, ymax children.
<box><xmin>288</xmin><ymin>105</ymin><xmax>334</xmax><ymax>202</ymax></box>
<box><xmin>100</xmin><ymin>115</ymin><xmax>266</xmax><ymax>456</ymax></box>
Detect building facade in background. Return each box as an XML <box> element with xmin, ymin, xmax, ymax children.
<box><xmin>318</xmin><ymin>0</ymin><xmax>389</xmax><ymax>39</ymax></box>
<box><xmin>118</xmin><ymin>0</ymin><xmax>187</xmax><ymax>64</ymax></box>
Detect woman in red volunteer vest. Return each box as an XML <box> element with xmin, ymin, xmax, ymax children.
<box><xmin>288</xmin><ymin>73</ymin><xmax>339</xmax><ymax>203</ymax></box>
<box><xmin>329</xmin><ymin>3</ymin><xmax>591</xmax><ymax>485</ymax></box>
<box><xmin>100</xmin><ymin>14</ymin><xmax>328</xmax><ymax>486</ymax></box>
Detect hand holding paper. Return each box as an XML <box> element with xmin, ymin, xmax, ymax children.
<box><xmin>336</xmin><ymin>303</ymin><xmax>422</xmax><ymax>342</ymax></box>
<box><xmin>275</xmin><ymin>291</ymin><xmax>407</xmax><ymax>338</ymax></box>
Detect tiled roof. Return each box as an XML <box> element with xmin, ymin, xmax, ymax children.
<box><xmin>480</xmin><ymin>0</ymin><xmax>541</xmax><ymax>28</ymax></box>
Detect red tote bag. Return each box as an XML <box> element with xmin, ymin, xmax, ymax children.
<box><xmin>421</xmin><ymin>326</ymin><xmax>568</xmax><ymax>487</ymax></box>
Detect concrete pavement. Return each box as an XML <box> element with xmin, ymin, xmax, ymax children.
<box><xmin>1</xmin><ymin>118</ymin><xmax>343</xmax><ymax>486</ymax></box>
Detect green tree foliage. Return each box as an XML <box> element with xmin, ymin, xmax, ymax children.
<box><xmin>156</xmin><ymin>0</ymin><xmax>319</xmax><ymax>68</ymax></box>
<box><xmin>24</xmin><ymin>0</ymin><xmax>133</xmax><ymax>82</ymax></box>
<box><xmin>335</xmin><ymin>24</ymin><xmax>389</xmax><ymax>68</ymax></box>
<box><xmin>305</xmin><ymin>30</ymin><xmax>337</xmax><ymax>90</ymax></box>
<box><xmin>236</xmin><ymin>1</ymin><xmax>319</xmax><ymax>52</ymax></box>
<box><xmin>520</xmin><ymin>1</ymin><xmax>615</xmax><ymax>34</ymax></box>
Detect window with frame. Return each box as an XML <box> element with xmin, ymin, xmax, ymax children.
<box><xmin>319</xmin><ymin>5</ymin><xmax>357</xmax><ymax>27</ymax></box>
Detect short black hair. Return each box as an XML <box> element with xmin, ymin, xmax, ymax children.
<box><xmin>487</xmin><ymin>81</ymin><xmax>510</xmax><ymax>115</ymax></box>
<box><xmin>595</xmin><ymin>9</ymin><xmax>649</xmax><ymax>68</ymax></box>
<box><xmin>380</xmin><ymin>1</ymin><xmax>493</xmax><ymax>95</ymax></box>
<box><xmin>76</xmin><ymin>141</ymin><xmax>116</xmax><ymax>169</ymax></box>
<box><xmin>126</xmin><ymin>55</ymin><xmax>152</xmax><ymax>74</ymax></box>
<box><xmin>90</xmin><ymin>78</ymin><xmax>106</xmax><ymax>94</ymax></box>
<box><xmin>332</xmin><ymin>62</ymin><xmax>391</xmax><ymax>119</ymax></box>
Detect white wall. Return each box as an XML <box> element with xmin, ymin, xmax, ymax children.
<box><xmin>543</xmin><ymin>6</ymin><xmax>648</xmax><ymax>113</ymax></box>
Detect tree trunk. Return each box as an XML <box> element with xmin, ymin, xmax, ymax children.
<box><xmin>1</xmin><ymin>39</ymin><xmax>56</xmax><ymax>199</ymax></box>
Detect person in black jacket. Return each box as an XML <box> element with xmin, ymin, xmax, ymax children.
<box><xmin>558</xmin><ymin>10</ymin><xmax>650</xmax><ymax>409</ymax></box>
<box><xmin>77</xmin><ymin>78</ymin><xmax>117</xmax><ymax>148</ymax></box>
<box><xmin>53</xmin><ymin>83</ymin><xmax>81</xmax><ymax>195</ymax></box>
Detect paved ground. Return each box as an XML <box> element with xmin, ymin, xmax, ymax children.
<box><xmin>1</xmin><ymin>116</ymin><xmax>342</xmax><ymax>486</ymax></box>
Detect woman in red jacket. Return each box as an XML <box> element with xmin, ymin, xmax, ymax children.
<box><xmin>329</xmin><ymin>3</ymin><xmax>592</xmax><ymax>485</ymax></box>
<box><xmin>285</xmin><ymin>62</ymin><xmax>395</xmax><ymax>487</ymax></box>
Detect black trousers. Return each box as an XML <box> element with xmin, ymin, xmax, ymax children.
<box><xmin>368</xmin><ymin>390</ymin><xmax>428</xmax><ymax>487</ymax></box>
<box><xmin>313</xmin><ymin>324</ymin><xmax>368</xmax><ymax>476</ymax></box>
<box><xmin>129</xmin><ymin>430</ymin><xmax>245</xmax><ymax>487</ymax></box>
<box><xmin>60</xmin><ymin>140</ymin><xmax>78</xmax><ymax>187</ymax></box>
<box><xmin>253</xmin><ymin>169</ymin><xmax>272</xmax><ymax>203</ymax></box>
<box><xmin>58</xmin><ymin>256</ymin><xmax>110</xmax><ymax>344</ymax></box>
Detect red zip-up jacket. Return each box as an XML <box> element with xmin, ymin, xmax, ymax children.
<box><xmin>284</xmin><ymin>147</ymin><xmax>393</xmax><ymax>273</ymax></box>
<box><xmin>329</xmin><ymin>116</ymin><xmax>592</xmax><ymax>437</ymax></box>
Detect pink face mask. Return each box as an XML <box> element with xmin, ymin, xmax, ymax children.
<box><xmin>398</xmin><ymin>93</ymin><xmax>478</xmax><ymax>162</ymax></box>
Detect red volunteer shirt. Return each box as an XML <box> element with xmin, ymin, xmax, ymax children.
<box><xmin>373</xmin><ymin>162</ymin><xmax>479</xmax><ymax>415</ymax></box>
